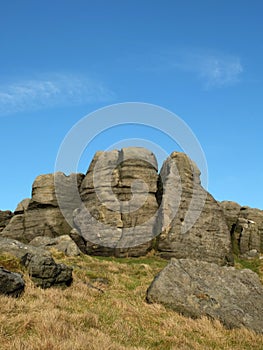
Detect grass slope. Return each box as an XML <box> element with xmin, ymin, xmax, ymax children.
<box><xmin>0</xmin><ymin>251</ymin><xmax>262</xmax><ymax>350</ymax></box>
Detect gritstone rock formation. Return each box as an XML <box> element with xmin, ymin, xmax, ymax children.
<box><xmin>156</xmin><ymin>152</ymin><xmax>233</xmax><ymax>265</ymax></box>
<box><xmin>74</xmin><ymin>148</ymin><xmax>159</xmax><ymax>257</ymax></box>
<box><xmin>220</xmin><ymin>201</ymin><xmax>263</xmax><ymax>257</ymax></box>
<box><xmin>1</xmin><ymin>173</ymin><xmax>84</xmax><ymax>243</ymax></box>
<box><xmin>1</xmin><ymin>147</ymin><xmax>236</xmax><ymax>264</ymax></box>
<box><xmin>146</xmin><ymin>258</ymin><xmax>263</xmax><ymax>334</ymax></box>
<box><xmin>2</xmin><ymin>147</ymin><xmax>263</xmax><ymax>262</ymax></box>
<box><xmin>0</xmin><ymin>210</ymin><xmax>13</xmax><ymax>233</ymax></box>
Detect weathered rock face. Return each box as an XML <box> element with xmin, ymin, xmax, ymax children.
<box><xmin>0</xmin><ymin>237</ymin><xmax>73</xmax><ymax>289</ymax></box>
<box><xmin>1</xmin><ymin>173</ymin><xmax>84</xmax><ymax>243</ymax></box>
<box><xmin>156</xmin><ymin>153</ymin><xmax>233</xmax><ymax>266</ymax></box>
<box><xmin>29</xmin><ymin>235</ymin><xmax>80</xmax><ymax>257</ymax></box>
<box><xmin>0</xmin><ymin>237</ymin><xmax>51</xmax><ymax>259</ymax></box>
<box><xmin>220</xmin><ymin>201</ymin><xmax>263</xmax><ymax>255</ymax></box>
<box><xmin>1</xmin><ymin>148</ymin><xmax>235</xmax><ymax>264</ymax></box>
<box><xmin>0</xmin><ymin>267</ymin><xmax>25</xmax><ymax>297</ymax></box>
<box><xmin>74</xmin><ymin>147</ymin><xmax>159</xmax><ymax>257</ymax></box>
<box><xmin>146</xmin><ymin>258</ymin><xmax>263</xmax><ymax>334</ymax></box>
<box><xmin>21</xmin><ymin>253</ymin><xmax>73</xmax><ymax>288</ymax></box>
<box><xmin>0</xmin><ymin>210</ymin><xmax>13</xmax><ymax>233</ymax></box>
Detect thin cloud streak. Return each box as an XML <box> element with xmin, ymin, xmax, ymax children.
<box><xmin>139</xmin><ymin>49</ymin><xmax>243</xmax><ymax>88</ymax></box>
<box><xmin>0</xmin><ymin>74</ymin><xmax>115</xmax><ymax>115</ymax></box>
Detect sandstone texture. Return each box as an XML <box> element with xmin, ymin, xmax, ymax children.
<box><xmin>21</xmin><ymin>253</ymin><xmax>73</xmax><ymax>288</ymax></box>
<box><xmin>0</xmin><ymin>237</ymin><xmax>73</xmax><ymax>289</ymax></box>
<box><xmin>74</xmin><ymin>147</ymin><xmax>159</xmax><ymax>257</ymax></box>
<box><xmin>1</xmin><ymin>147</ymin><xmax>262</xmax><ymax>264</ymax></box>
<box><xmin>0</xmin><ymin>210</ymin><xmax>13</xmax><ymax>232</ymax></box>
<box><xmin>156</xmin><ymin>153</ymin><xmax>233</xmax><ymax>265</ymax></box>
<box><xmin>220</xmin><ymin>201</ymin><xmax>263</xmax><ymax>256</ymax></box>
<box><xmin>0</xmin><ymin>267</ymin><xmax>25</xmax><ymax>297</ymax></box>
<box><xmin>0</xmin><ymin>237</ymin><xmax>51</xmax><ymax>259</ymax></box>
<box><xmin>1</xmin><ymin>173</ymin><xmax>84</xmax><ymax>243</ymax></box>
<box><xmin>147</xmin><ymin>258</ymin><xmax>263</xmax><ymax>334</ymax></box>
<box><xmin>29</xmin><ymin>235</ymin><xmax>80</xmax><ymax>256</ymax></box>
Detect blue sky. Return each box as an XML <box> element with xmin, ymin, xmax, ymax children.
<box><xmin>0</xmin><ymin>0</ymin><xmax>263</xmax><ymax>211</ymax></box>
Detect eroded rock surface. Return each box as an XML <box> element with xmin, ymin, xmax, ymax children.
<box><xmin>0</xmin><ymin>237</ymin><xmax>73</xmax><ymax>289</ymax></box>
<box><xmin>74</xmin><ymin>147</ymin><xmax>159</xmax><ymax>257</ymax></box>
<box><xmin>29</xmin><ymin>235</ymin><xmax>80</xmax><ymax>256</ymax></box>
<box><xmin>0</xmin><ymin>267</ymin><xmax>25</xmax><ymax>297</ymax></box>
<box><xmin>0</xmin><ymin>210</ymin><xmax>13</xmax><ymax>233</ymax></box>
<box><xmin>156</xmin><ymin>153</ymin><xmax>233</xmax><ymax>265</ymax></box>
<box><xmin>1</xmin><ymin>173</ymin><xmax>84</xmax><ymax>243</ymax></box>
<box><xmin>221</xmin><ymin>201</ymin><xmax>263</xmax><ymax>256</ymax></box>
<box><xmin>21</xmin><ymin>253</ymin><xmax>73</xmax><ymax>288</ymax></box>
<box><xmin>147</xmin><ymin>258</ymin><xmax>263</xmax><ymax>334</ymax></box>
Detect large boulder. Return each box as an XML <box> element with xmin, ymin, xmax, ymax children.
<box><xmin>146</xmin><ymin>258</ymin><xmax>263</xmax><ymax>334</ymax></box>
<box><xmin>156</xmin><ymin>153</ymin><xmax>233</xmax><ymax>266</ymax></box>
<box><xmin>74</xmin><ymin>147</ymin><xmax>159</xmax><ymax>257</ymax></box>
<box><xmin>0</xmin><ymin>237</ymin><xmax>73</xmax><ymax>289</ymax></box>
<box><xmin>21</xmin><ymin>253</ymin><xmax>73</xmax><ymax>288</ymax></box>
<box><xmin>1</xmin><ymin>173</ymin><xmax>84</xmax><ymax>243</ymax></box>
<box><xmin>0</xmin><ymin>237</ymin><xmax>51</xmax><ymax>259</ymax></box>
<box><xmin>29</xmin><ymin>235</ymin><xmax>80</xmax><ymax>256</ymax></box>
<box><xmin>0</xmin><ymin>267</ymin><xmax>25</xmax><ymax>297</ymax></box>
<box><xmin>220</xmin><ymin>201</ymin><xmax>263</xmax><ymax>255</ymax></box>
<box><xmin>0</xmin><ymin>210</ymin><xmax>13</xmax><ymax>233</ymax></box>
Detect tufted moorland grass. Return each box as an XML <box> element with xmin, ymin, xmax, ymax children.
<box><xmin>0</xmin><ymin>252</ymin><xmax>262</xmax><ymax>350</ymax></box>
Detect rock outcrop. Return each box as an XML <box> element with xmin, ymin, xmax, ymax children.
<box><xmin>0</xmin><ymin>210</ymin><xmax>13</xmax><ymax>233</ymax></box>
<box><xmin>220</xmin><ymin>201</ymin><xmax>263</xmax><ymax>256</ymax></box>
<box><xmin>1</xmin><ymin>148</ymin><xmax>235</xmax><ymax>264</ymax></box>
<box><xmin>0</xmin><ymin>237</ymin><xmax>73</xmax><ymax>289</ymax></box>
<box><xmin>0</xmin><ymin>267</ymin><xmax>25</xmax><ymax>297</ymax></box>
<box><xmin>146</xmin><ymin>258</ymin><xmax>263</xmax><ymax>334</ymax></box>
<box><xmin>74</xmin><ymin>148</ymin><xmax>159</xmax><ymax>257</ymax></box>
<box><xmin>1</xmin><ymin>173</ymin><xmax>84</xmax><ymax>243</ymax></box>
<box><xmin>72</xmin><ymin>148</ymin><xmax>233</xmax><ymax>264</ymax></box>
<box><xmin>156</xmin><ymin>153</ymin><xmax>233</xmax><ymax>265</ymax></box>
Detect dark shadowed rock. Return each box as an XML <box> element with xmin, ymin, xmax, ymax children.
<box><xmin>0</xmin><ymin>267</ymin><xmax>25</xmax><ymax>297</ymax></box>
<box><xmin>220</xmin><ymin>201</ymin><xmax>241</xmax><ymax>230</ymax></box>
<box><xmin>146</xmin><ymin>258</ymin><xmax>263</xmax><ymax>334</ymax></box>
<box><xmin>156</xmin><ymin>153</ymin><xmax>233</xmax><ymax>265</ymax></box>
<box><xmin>21</xmin><ymin>253</ymin><xmax>73</xmax><ymax>288</ymax></box>
<box><xmin>0</xmin><ymin>210</ymin><xmax>13</xmax><ymax>233</ymax></box>
<box><xmin>69</xmin><ymin>228</ymin><xmax>87</xmax><ymax>254</ymax></box>
<box><xmin>0</xmin><ymin>237</ymin><xmax>73</xmax><ymax>289</ymax></box>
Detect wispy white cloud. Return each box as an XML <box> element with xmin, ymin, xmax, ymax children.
<box><xmin>190</xmin><ymin>52</ymin><xmax>243</xmax><ymax>88</ymax></box>
<box><xmin>139</xmin><ymin>48</ymin><xmax>243</xmax><ymax>88</ymax></box>
<box><xmin>0</xmin><ymin>74</ymin><xmax>115</xmax><ymax>115</ymax></box>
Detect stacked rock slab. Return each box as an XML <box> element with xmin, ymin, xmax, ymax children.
<box><xmin>1</xmin><ymin>173</ymin><xmax>84</xmax><ymax>243</ymax></box>
<box><xmin>156</xmin><ymin>152</ymin><xmax>233</xmax><ymax>266</ymax></box>
<box><xmin>220</xmin><ymin>201</ymin><xmax>263</xmax><ymax>256</ymax></box>
<box><xmin>0</xmin><ymin>210</ymin><xmax>13</xmax><ymax>233</ymax></box>
<box><xmin>73</xmin><ymin>147</ymin><xmax>159</xmax><ymax>257</ymax></box>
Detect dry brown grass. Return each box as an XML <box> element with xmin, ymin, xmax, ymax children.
<box><xmin>0</xmin><ymin>252</ymin><xmax>262</xmax><ymax>350</ymax></box>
